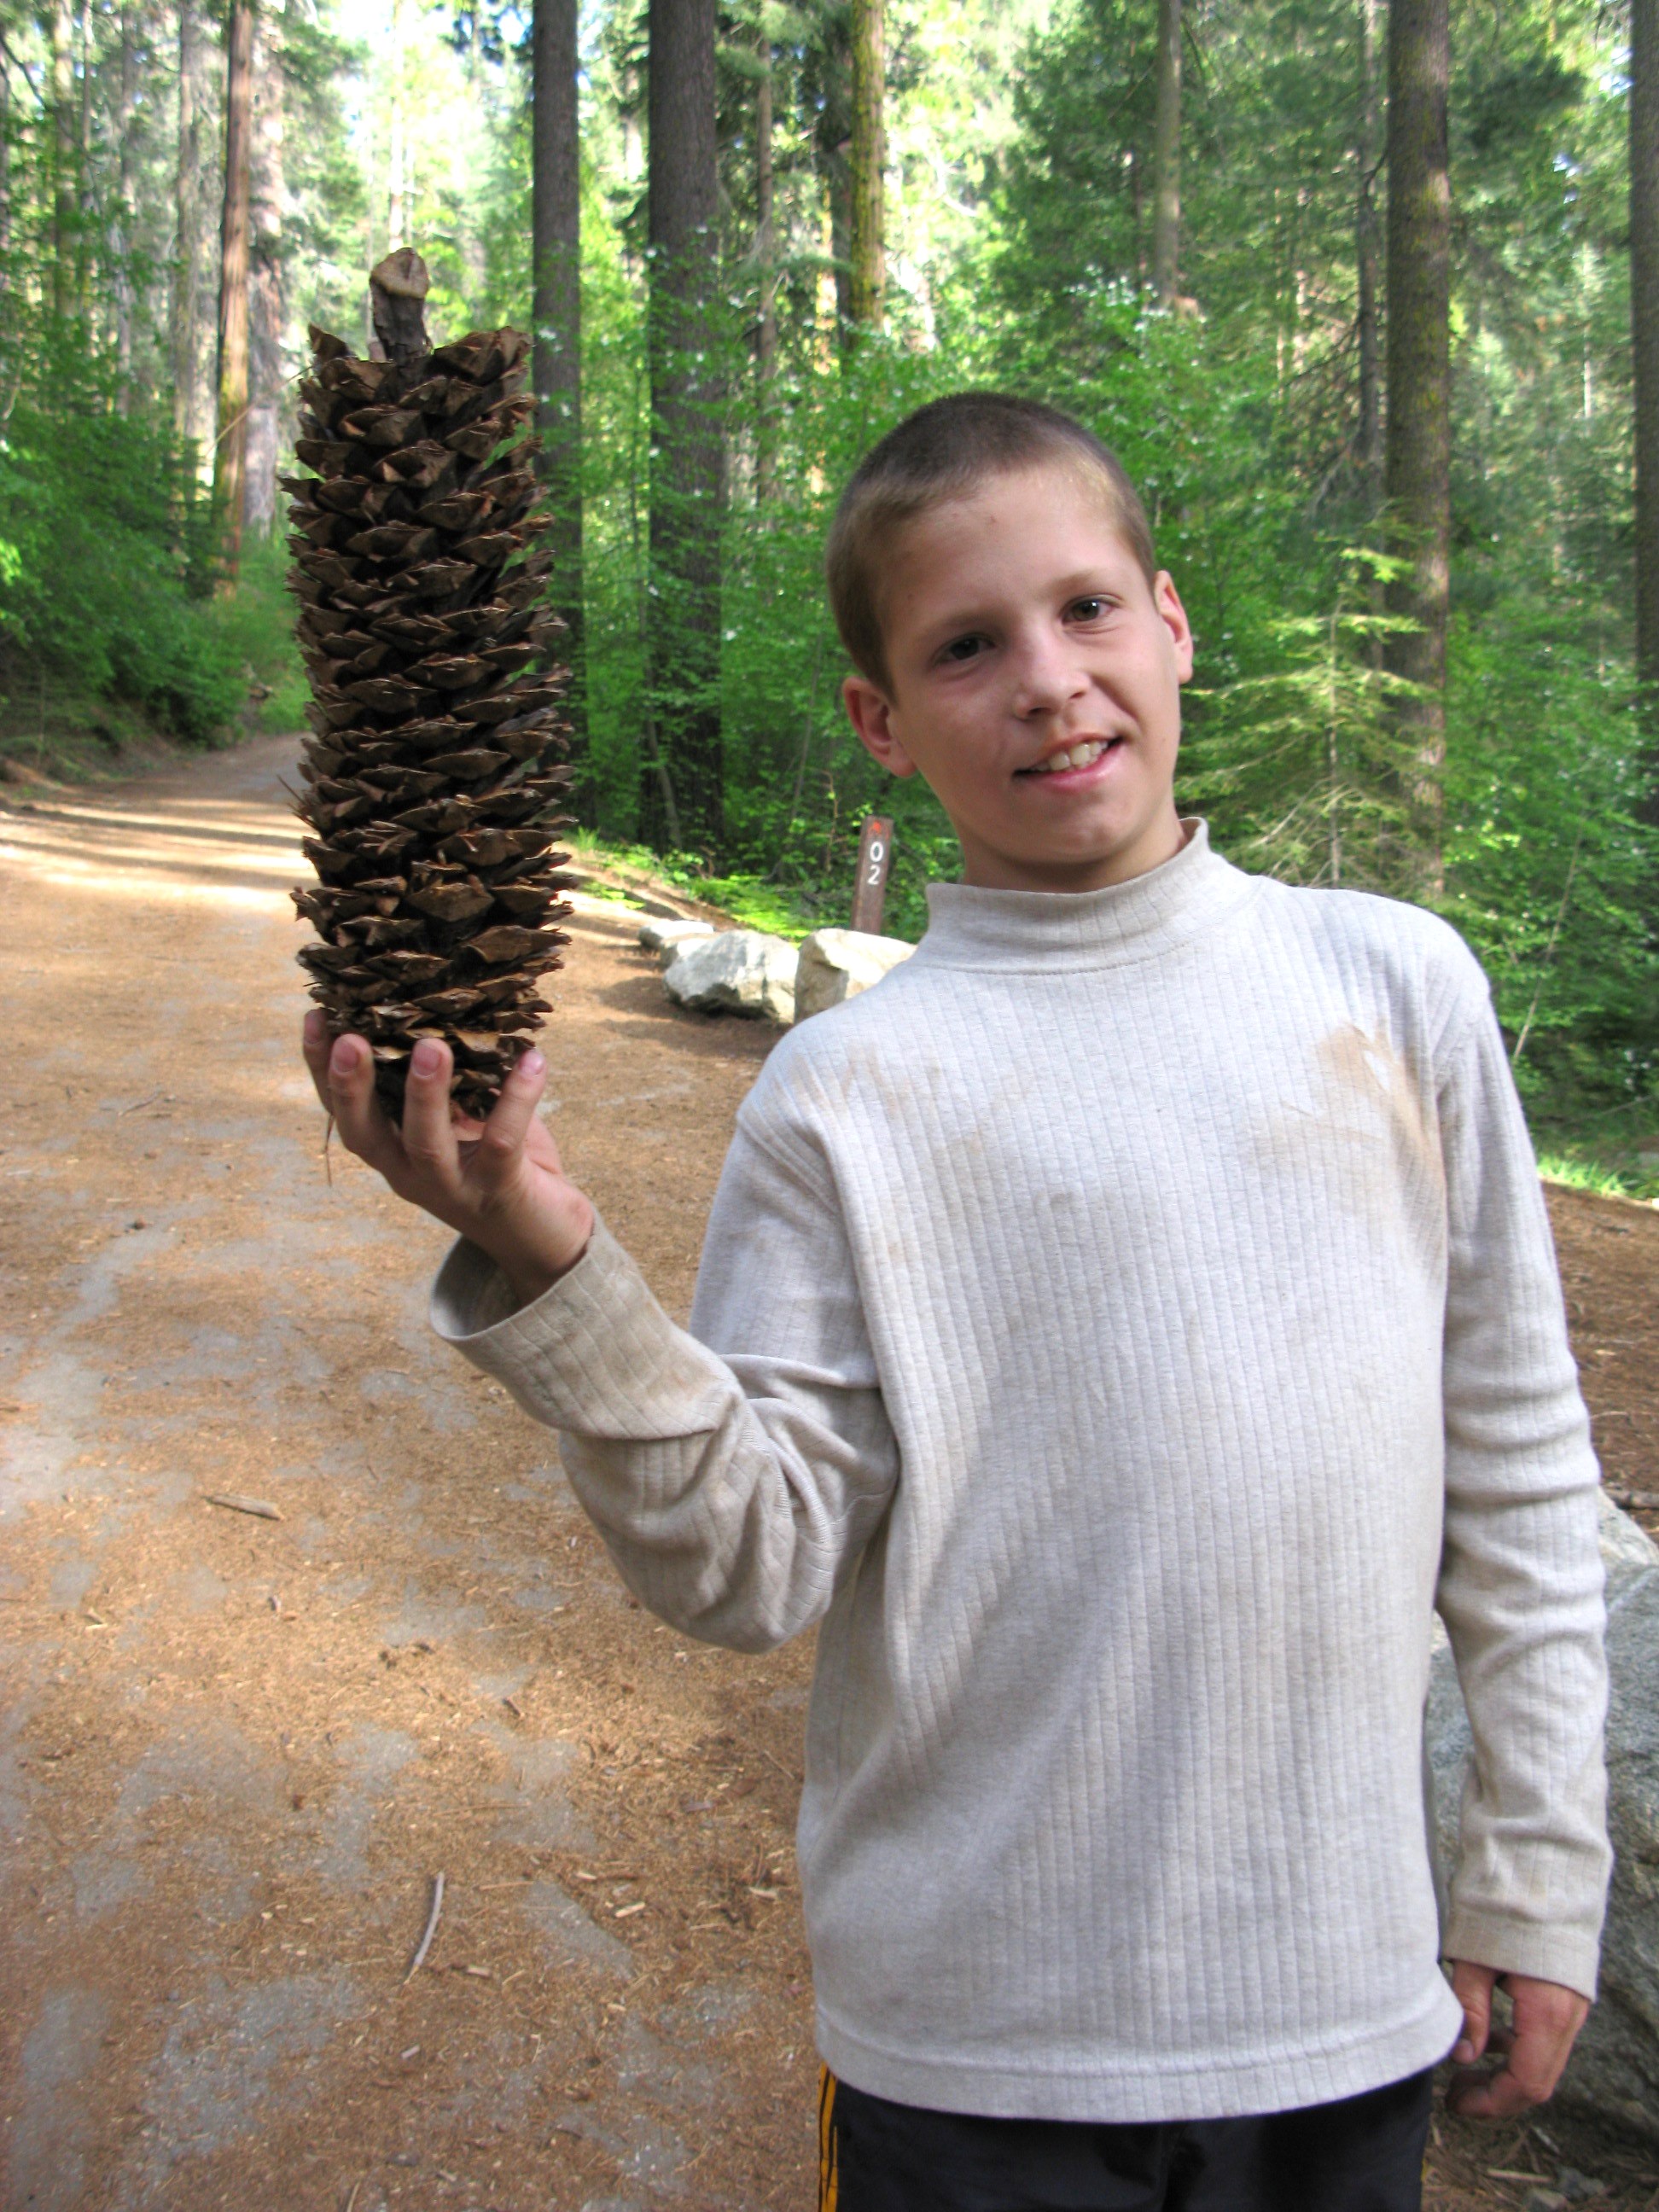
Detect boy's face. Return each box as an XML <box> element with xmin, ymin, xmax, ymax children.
<box><xmin>842</xmin><ymin>463</ymin><xmax>1194</xmax><ymax>894</ymax></box>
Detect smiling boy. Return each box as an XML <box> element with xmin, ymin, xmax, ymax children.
<box><xmin>305</xmin><ymin>394</ymin><xmax>1609</xmax><ymax>2210</ymax></box>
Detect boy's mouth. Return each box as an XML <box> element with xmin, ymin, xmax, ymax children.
<box><xmin>1016</xmin><ymin>736</ymin><xmax>1124</xmax><ymax>778</ymax></box>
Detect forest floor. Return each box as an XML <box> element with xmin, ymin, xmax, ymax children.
<box><xmin>1</xmin><ymin>734</ymin><xmax>1656</xmax><ymax>2212</ymax></box>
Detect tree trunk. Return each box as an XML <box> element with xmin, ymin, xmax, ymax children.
<box><xmin>755</xmin><ymin>32</ymin><xmax>777</xmax><ymax>498</ymax></box>
<box><xmin>1632</xmin><ymin>0</ymin><xmax>1659</xmax><ymax>825</ymax></box>
<box><xmin>244</xmin><ymin>0</ymin><xmax>285</xmax><ymax>539</ymax></box>
<box><xmin>1355</xmin><ymin>0</ymin><xmax>1382</xmax><ymax>509</ymax></box>
<box><xmin>642</xmin><ymin>0</ymin><xmax>723</xmax><ymax>855</ymax></box>
<box><xmin>532</xmin><ymin>0</ymin><xmax>586</xmax><ymax>805</ymax></box>
<box><xmin>77</xmin><ymin>0</ymin><xmax>91</xmax><ymax>303</ymax></box>
<box><xmin>1383</xmin><ymin>0</ymin><xmax>1450</xmax><ymax>896</ymax></box>
<box><xmin>214</xmin><ymin>0</ymin><xmax>254</xmax><ymax>584</ymax></box>
<box><xmin>1151</xmin><ymin>0</ymin><xmax>1181</xmax><ymax>305</ymax></box>
<box><xmin>848</xmin><ymin>0</ymin><xmax>884</xmax><ymax>333</ymax></box>
<box><xmin>0</xmin><ymin>38</ymin><xmax>12</xmax><ymax>279</ymax></box>
<box><xmin>172</xmin><ymin>0</ymin><xmax>202</xmax><ymax>451</ymax></box>
<box><xmin>114</xmin><ymin>1</ymin><xmax>137</xmax><ymax>397</ymax></box>
<box><xmin>51</xmin><ymin>0</ymin><xmax>76</xmax><ymax>322</ymax></box>
<box><xmin>812</xmin><ymin>9</ymin><xmax>853</xmax><ymax>340</ymax></box>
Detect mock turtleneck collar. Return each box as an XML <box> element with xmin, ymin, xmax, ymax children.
<box><xmin>911</xmin><ymin>821</ymin><xmax>1259</xmax><ymax>972</ymax></box>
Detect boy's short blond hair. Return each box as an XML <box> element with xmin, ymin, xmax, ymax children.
<box><xmin>825</xmin><ymin>392</ymin><xmax>1158</xmax><ymax>696</ymax></box>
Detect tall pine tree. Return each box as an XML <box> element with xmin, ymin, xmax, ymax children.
<box><xmin>643</xmin><ymin>0</ymin><xmax>723</xmax><ymax>853</ymax></box>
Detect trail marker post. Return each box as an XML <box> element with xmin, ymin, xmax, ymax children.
<box><xmin>850</xmin><ymin>816</ymin><xmax>894</xmax><ymax>935</ymax></box>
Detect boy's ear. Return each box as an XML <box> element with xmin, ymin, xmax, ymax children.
<box><xmin>842</xmin><ymin>673</ymin><xmax>920</xmax><ymax>778</ymax></box>
<box><xmin>1155</xmin><ymin>572</ymin><xmax>1196</xmax><ymax>685</ymax></box>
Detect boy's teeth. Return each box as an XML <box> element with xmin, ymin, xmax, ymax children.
<box><xmin>1033</xmin><ymin>740</ymin><xmax>1105</xmax><ymax>773</ymax></box>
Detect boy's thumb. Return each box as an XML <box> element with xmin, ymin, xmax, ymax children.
<box><xmin>1450</xmin><ymin>1960</ymin><xmax>1495</xmax><ymax>2065</ymax></box>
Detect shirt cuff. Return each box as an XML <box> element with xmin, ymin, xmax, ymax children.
<box><xmin>429</xmin><ymin>1217</ymin><xmax>730</xmax><ymax>1439</ymax></box>
<box><xmin>1443</xmin><ymin>1904</ymin><xmax>1600</xmax><ymax>2002</ymax></box>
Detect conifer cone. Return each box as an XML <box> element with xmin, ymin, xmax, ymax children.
<box><xmin>286</xmin><ymin>248</ymin><xmax>574</xmax><ymax>1124</ymax></box>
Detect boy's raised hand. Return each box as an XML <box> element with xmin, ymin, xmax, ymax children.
<box><xmin>302</xmin><ymin>1010</ymin><xmax>595</xmax><ymax>1307</ymax></box>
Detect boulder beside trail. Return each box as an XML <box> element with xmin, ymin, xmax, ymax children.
<box><xmin>795</xmin><ymin>928</ymin><xmax>916</xmax><ymax>1020</ymax></box>
<box><xmin>662</xmin><ymin>930</ymin><xmax>797</xmax><ymax>1024</ymax></box>
<box><xmin>1426</xmin><ymin>1491</ymin><xmax>1659</xmax><ymax>2139</ymax></box>
<box><xmin>638</xmin><ymin>915</ymin><xmax>716</xmax><ymax>960</ymax></box>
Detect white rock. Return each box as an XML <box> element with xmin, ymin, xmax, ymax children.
<box><xmin>794</xmin><ymin>928</ymin><xmax>915</xmax><ymax>1021</ymax></box>
<box><xmin>637</xmin><ymin>915</ymin><xmax>716</xmax><ymax>956</ymax></box>
<box><xmin>1427</xmin><ymin>1491</ymin><xmax>1659</xmax><ymax>2139</ymax></box>
<box><xmin>662</xmin><ymin>929</ymin><xmax>796</xmax><ymax>1024</ymax></box>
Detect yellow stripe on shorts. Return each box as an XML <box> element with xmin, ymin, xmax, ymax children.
<box><xmin>818</xmin><ymin>2064</ymin><xmax>840</xmax><ymax>2211</ymax></box>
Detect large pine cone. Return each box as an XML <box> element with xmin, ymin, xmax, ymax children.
<box><xmin>285</xmin><ymin>306</ymin><xmax>574</xmax><ymax>1124</ymax></box>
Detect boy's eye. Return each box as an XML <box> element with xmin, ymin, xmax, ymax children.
<box><xmin>1066</xmin><ymin>597</ymin><xmax>1109</xmax><ymax>622</ymax></box>
<box><xmin>939</xmin><ymin>633</ymin><xmax>989</xmax><ymax>665</ymax></box>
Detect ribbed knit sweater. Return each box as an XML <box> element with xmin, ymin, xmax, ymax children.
<box><xmin>432</xmin><ymin>824</ymin><xmax>1610</xmax><ymax>2123</ymax></box>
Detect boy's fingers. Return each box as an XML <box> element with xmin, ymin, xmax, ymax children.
<box><xmin>301</xmin><ymin>1010</ymin><xmax>336</xmax><ymax>1115</ymax></box>
<box><xmin>398</xmin><ymin>1037</ymin><xmax>462</xmax><ymax>1186</ymax></box>
<box><xmin>1445</xmin><ymin>1970</ymin><xmax>1588</xmax><ymax>2120</ymax></box>
<box><xmin>326</xmin><ymin>1034</ymin><xmax>405</xmax><ymax>1177</ymax></box>
<box><xmin>1505</xmin><ymin>1976</ymin><xmax>1588</xmax><ymax>2102</ymax></box>
<box><xmin>1449</xmin><ymin>1959</ymin><xmax>1494</xmax><ymax>2066</ymax></box>
<box><xmin>472</xmin><ymin>1047</ymin><xmax>548</xmax><ymax>1179</ymax></box>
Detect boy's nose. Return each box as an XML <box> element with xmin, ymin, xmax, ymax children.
<box><xmin>1010</xmin><ymin>636</ymin><xmax>1089</xmax><ymax>716</ymax></box>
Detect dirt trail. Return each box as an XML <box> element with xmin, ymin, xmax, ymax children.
<box><xmin>2</xmin><ymin>738</ymin><xmax>1656</xmax><ymax>2212</ymax></box>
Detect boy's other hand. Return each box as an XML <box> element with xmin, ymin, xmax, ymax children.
<box><xmin>1446</xmin><ymin>1961</ymin><xmax>1590</xmax><ymax>2119</ymax></box>
<box><xmin>302</xmin><ymin>1012</ymin><xmax>595</xmax><ymax>1307</ymax></box>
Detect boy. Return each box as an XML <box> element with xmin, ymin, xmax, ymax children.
<box><xmin>304</xmin><ymin>394</ymin><xmax>1610</xmax><ymax>2210</ymax></box>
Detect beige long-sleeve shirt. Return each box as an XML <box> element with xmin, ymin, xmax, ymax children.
<box><xmin>433</xmin><ymin>824</ymin><xmax>1610</xmax><ymax>2122</ymax></box>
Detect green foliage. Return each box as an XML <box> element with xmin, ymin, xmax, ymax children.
<box><xmin>0</xmin><ymin>364</ymin><xmax>243</xmax><ymax>745</ymax></box>
<box><xmin>1536</xmin><ymin>1147</ymin><xmax>1659</xmax><ymax>1207</ymax></box>
<box><xmin>197</xmin><ymin>534</ymin><xmax>311</xmax><ymax>735</ymax></box>
<box><xmin>1180</xmin><ymin>552</ymin><xmax>1423</xmax><ymax>892</ymax></box>
<box><xmin>1442</xmin><ymin>600</ymin><xmax>1658</xmax><ymax>1116</ymax></box>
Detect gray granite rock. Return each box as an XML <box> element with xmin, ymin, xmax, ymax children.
<box><xmin>637</xmin><ymin>915</ymin><xmax>715</xmax><ymax>958</ymax></box>
<box><xmin>795</xmin><ymin>927</ymin><xmax>916</xmax><ymax>1020</ymax></box>
<box><xmin>662</xmin><ymin>929</ymin><xmax>796</xmax><ymax>1023</ymax></box>
<box><xmin>1427</xmin><ymin>1491</ymin><xmax>1659</xmax><ymax>2139</ymax></box>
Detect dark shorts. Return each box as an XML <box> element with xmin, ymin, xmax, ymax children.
<box><xmin>817</xmin><ymin>2064</ymin><xmax>1435</xmax><ymax>2212</ymax></box>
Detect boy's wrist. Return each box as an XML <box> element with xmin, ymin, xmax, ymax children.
<box><xmin>485</xmin><ymin>1200</ymin><xmax>597</xmax><ymax>1308</ymax></box>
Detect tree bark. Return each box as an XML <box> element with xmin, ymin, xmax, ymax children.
<box><xmin>76</xmin><ymin>0</ymin><xmax>90</xmax><ymax>300</ymax></box>
<box><xmin>1383</xmin><ymin>0</ymin><xmax>1451</xmax><ymax>896</ymax></box>
<box><xmin>812</xmin><ymin>9</ymin><xmax>853</xmax><ymax>339</ymax></box>
<box><xmin>1151</xmin><ymin>0</ymin><xmax>1181</xmax><ymax>305</ymax></box>
<box><xmin>214</xmin><ymin>0</ymin><xmax>254</xmax><ymax>583</ymax></box>
<box><xmin>172</xmin><ymin>0</ymin><xmax>202</xmax><ymax>450</ymax></box>
<box><xmin>1355</xmin><ymin>0</ymin><xmax>1382</xmax><ymax>509</ymax></box>
<box><xmin>114</xmin><ymin>0</ymin><xmax>138</xmax><ymax>396</ymax></box>
<box><xmin>532</xmin><ymin>0</ymin><xmax>586</xmax><ymax>804</ymax></box>
<box><xmin>643</xmin><ymin>0</ymin><xmax>723</xmax><ymax>855</ymax></box>
<box><xmin>755</xmin><ymin>31</ymin><xmax>777</xmax><ymax>498</ymax></box>
<box><xmin>1631</xmin><ymin>0</ymin><xmax>1659</xmax><ymax>824</ymax></box>
<box><xmin>244</xmin><ymin>0</ymin><xmax>285</xmax><ymax>538</ymax></box>
<box><xmin>848</xmin><ymin>0</ymin><xmax>884</xmax><ymax>333</ymax></box>
<box><xmin>51</xmin><ymin>0</ymin><xmax>76</xmax><ymax>322</ymax></box>
<box><xmin>0</xmin><ymin>44</ymin><xmax>9</xmax><ymax>272</ymax></box>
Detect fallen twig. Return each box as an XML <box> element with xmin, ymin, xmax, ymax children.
<box><xmin>205</xmin><ymin>1493</ymin><xmax>283</xmax><ymax>1522</ymax></box>
<box><xmin>404</xmin><ymin>1871</ymin><xmax>445</xmax><ymax>1984</ymax></box>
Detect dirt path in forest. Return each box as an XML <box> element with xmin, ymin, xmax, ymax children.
<box><xmin>1</xmin><ymin>736</ymin><xmax>1656</xmax><ymax>2212</ymax></box>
